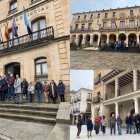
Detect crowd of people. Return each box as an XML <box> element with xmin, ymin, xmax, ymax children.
<box><xmin>0</xmin><ymin>71</ymin><xmax>66</xmax><ymax>104</ymax></box>
<box><xmin>75</xmin><ymin>113</ymin><xmax>140</xmax><ymax>138</ymax></box>
<box><xmin>110</xmin><ymin>41</ymin><xmax>127</xmax><ymax>51</ymax></box>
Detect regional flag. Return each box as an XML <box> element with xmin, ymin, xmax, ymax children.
<box><xmin>12</xmin><ymin>15</ymin><xmax>18</xmax><ymax>37</ymax></box>
<box><xmin>4</xmin><ymin>22</ymin><xmax>9</xmax><ymax>40</ymax></box>
<box><xmin>23</xmin><ymin>7</ymin><xmax>32</xmax><ymax>35</ymax></box>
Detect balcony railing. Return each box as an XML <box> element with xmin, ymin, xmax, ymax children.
<box><xmin>101</xmin><ymin>25</ymin><xmax>139</xmax><ymax>31</ymax></box>
<box><xmin>77</xmin><ymin>97</ymin><xmax>81</xmax><ymax>102</ymax></box>
<box><xmin>31</xmin><ymin>0</ymin><xmax>41</xmax><ymax>4</ymax></box>
<box><xmin>94</xmin><ymin>76</ymin><xmax>101</xmax><ymax>85</ymax></box>
<box><xmin>71</xmin><ymin>28</ymin><xmax>94</xmax><ymax>33</ymax></box>
<box><xmin>93</xmin><ymin>96</ymin><xmax>101</xmax><ymax>104</ymax></box>
<box><xmin>8</xmin><ymin>8</ymin><xmax>18</xmax><ymax>15</ymax></box>
<box><xmin>0</xmin><ymin>26</ymin><xmax>54</xmax><ymax>55</ymax></box>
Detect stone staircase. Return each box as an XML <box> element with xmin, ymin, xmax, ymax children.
<box><xmin>0</xmin><ymin>104</ymin><xmax>59</xmax><ymax>125</ymax></box>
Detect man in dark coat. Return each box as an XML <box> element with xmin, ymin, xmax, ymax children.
<box><xmin>35</xmin><ymin>79</ymin><xmax>42</xmax><ymax>103</ymax></box>
<box><xmin>22</xmin><ymin>78</ymin><xmax>29</xmax><ymax>99</ymax></box>
<box><xmin>126</xmin><ymin>113</ymin><xmax>133</xmax><ymax>134</ymax></box>
<box><xmin>110</xmin><ymin>113</ymin><xmax>116</xmax><ymax>135</ymax></box>
<box><xmin>57</xmin><ymin>80</ymin><xmax>65</xmax><ymax>102</ymax></box>
<box><xmin>49</xmin><ymin>80</ymin><xmax>58</xmax><ymax>104</ymax></box>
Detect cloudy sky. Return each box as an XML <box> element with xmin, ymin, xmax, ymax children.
<box><xmin>70</xmin><ymin>0</ymin><xmax>140</xmax><ymax>19</ymax></box>
<box><xmin>70</xmin><ymin>70</ymin><xmax>94</xmax><ymax>91</ymax></box>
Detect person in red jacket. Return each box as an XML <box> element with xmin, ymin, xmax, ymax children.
<box><xmin>7</xmin><ymin>73</ymin><xmax>15</xmax><ymax>101</ymax></box>
<box><xmin>94</xmin><ymin>114</ymin><xmax>101</xmax><ymax>135</ymax></box>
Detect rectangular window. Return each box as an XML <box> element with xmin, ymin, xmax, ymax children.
<box><xmin>42</xmin><ymin>63</ymin><xmax>47</xmax><ymax>75</ymax></box>
<box><xmin>78</xmin><ymin>16</ymin><xmax>80</xmax><ymax>21</ymax></box>
<box><xmin>9</xmin><ymin>0</ymin><xmax>17</xmax><ymax>14</ymax></box>
<box><xmin>105</xmin><ymin>13</ymin><xmax>108</xmax><ymax>18</ymax></box>
<box><xmin>129</xmin><ymin>20</ymin><xmax>135</xmax><ymax>27</ymax></box>
<box><xmin>120</xmin><ymin>21</ymin><xmax>125</xmax><ymax>28</ymax></box>
<box><xmin>98</xmin><ymin>14</ymin><xmax>100</xmax><ymax>19</ymax></box>
<box><xmin>81</xmin><ymin>24</ymin><xmax>85</xmax><ymax>30</ymax></box>
<box><xmin>75</xmin><ymin>24</ymin><xmax>78</xmax><ymax>30</ymax></box>
<box><xmin>103</xmin><ymin>22</ymin><xmax>107</xmax><ymax>28</ymax></box>
<box><xmin>36</xmin><ymin>64</ymin><xmax>41</xmax><ymax>75</ymax></box>
<box><xmin>111</xmin><ymin>21</ymin><xmax>116</xmax><ymax>28</ymax></box>
<box><xmin>130</xmin><ymin>10</ymin><xmax>134</xmax><ymax>16</ymax></box>
<box><xmin>90</xmin><ymin>14</ymin><xmax>93</xmax><ymax>20</ymax></box>
<box><xmin>113</xmin><ymin>12</ymin><xmax>116</xmax><ymax>18</ymax></box>
<box><xmin>88</xmin><ymin>23</ymin><xmax>92</xmax><ymax>30</ymax></box>
<box><xmin>84</xmin><ymin>15</ymin><xmax>87</xmax><ymax>20</ymax></box>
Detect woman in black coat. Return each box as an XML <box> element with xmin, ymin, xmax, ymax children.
<box><xmin>76</xmin><ymin>115</ymin><xmax>83</xmax><ymax>138</ymax></box>
<box><xmin>87</xmin><ymin>116</ymin><xmax>93</xmax><ymax>138</ymax></box>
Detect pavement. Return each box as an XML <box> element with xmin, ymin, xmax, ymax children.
<box><xmin>70</xmin><ymin>125</ymin><xmax>140</xmax><ymax>140</ymax></box>
<box><xmin>70</xmin><ymin>50</ymin><xmax>140</xmax><ymax>70</ymax></box>
<box><xmin>0</xmin><ymin>118</ymin><xmax>53</xmax><ymax>140</ymax></box>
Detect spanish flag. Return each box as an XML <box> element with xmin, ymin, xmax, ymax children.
<box><xmin>4</xmin><ymin>22</ymin><xmax>9</xmax><ymax>40</ymax></box>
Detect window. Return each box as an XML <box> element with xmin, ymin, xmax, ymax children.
<box><xmin>84</xmin><ymin>15</ymin><xmax>87</xmax><ymax>20</ymax></box>
<box><xmin>98</xmin><ymin>14</ymin><xmax>100</xmax><ymax>19</ymax></box>
<box><xmin>9</xmin><ymin>28</ymin><xmax>18</xmax><ymax>47</ymax></box>
<box><xmin>90</xmin><ymin>14</ymin><xmax>93</xmax><ymax>20</ymax></box>
<box><xmin>35</xmin><ymin>57</ymin><xmax>47</xmax><ymax>78</ymax></box>
<box><xmin>120</xmin><ymin>21</ymin><xmax>125</xmax><ymax>28</ymax></box>
<box><xmin>103</xmin><ymin>22</ymin><xmax>107</xmax><ymax>28</ymax></box>
<box><xmin>81</xmin><ymin>24</ymin><xmax>85</xmax><ymax>30</ymax></box>
<box><xmin>32</xmin><ymin>17</ymin><xmax>46</xmax><ymax>40</ymax></box>
<box><xmin>88</xmin><ymin>23</ymin><xmax>92</xmax><ymax>30</ymax></box>
<box><xmin>78</xmin><ymin>16</ymin><xmax>80</xmax><ymax>21</ymax></box>
<box><xmin>111</xmin><ymin>21</ymin><xmax>116</xmax><ymax>28</ymax></box>
<box><xmin>113</xmin><ymin>12</ymin><xmax>116</xmax><ymax>18</ymax></box>
<box><xmin>130</xmin><ymin>10</ymin><xmax>134</xmax><ymax>16</ymax></box>
<box><xmin>9</xmin><ymin>0</ymin><xmax>17</xmax><ymax>14</ymax></box>
<box><xmin>129</xmin><ymin>20</ymin><xmax>135</xmax><ymax>27</ymax></box>
<box><xmin>105</xmin><ymin>13</ymin><xmax>108</xmax><ymax>18</ymax></box>
<box><xmin>75</xmin><ymin>24</ymin><xmax>79</xmax><ymax>30</ymax></box>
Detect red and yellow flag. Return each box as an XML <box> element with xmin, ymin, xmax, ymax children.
<box><xmin>4</xmin><ymin>22</ymin><xmax>9</xmax><ymax>40</ymax></box>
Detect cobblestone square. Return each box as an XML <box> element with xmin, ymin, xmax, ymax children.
<box><xmin>70</xmin><ymin>50</ymin><xmax>140</xmax><ymax>70</ymax></box>
<box><xmin>70</xmin><ymin>125</ymin><xmax>140</xmax><ymax>140</ymax></box>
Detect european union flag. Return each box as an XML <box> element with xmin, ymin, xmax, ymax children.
<box><xmin>23</xmin><ymin>7</ymin><xmax>32</xmax><ymax>35</ymax></box>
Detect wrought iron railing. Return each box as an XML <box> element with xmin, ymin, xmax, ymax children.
<box><xmin>86</xmin><ymin>98</ymin><xmax>92</xmax><ymax>102</ymax></box>
<box><xmin>0</xmin><ymin>26</ymin><xmax>54</xmax><ymax>54</ymax></box>
<box><xmin>93</xmin><ymin>96</ymin><xmax>101</xmax><ymax>104</ymax></box>
<box><xmin>71</xmin><ymin>28</ymin><xmax>94</xmax><ymax>33</ymax></box>
<box><xmin>8</xmin><ymin>8</ymin><xmax>18</xmax><ymax>15</ymax></box>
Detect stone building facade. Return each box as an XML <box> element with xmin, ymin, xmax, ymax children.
<box><xmin>92</xmin><ymin>69</ymin><xmax>140</xmax><ymax>125</ymax></box>
<box><xmin>70</xmin><ymin>88</ymin><xmax>92</xmax><ymax>124</ymax></box>
<box><xmin>0</xmin><ymin>0</ymin><xmax>70</xmax><ymax>101</ymax></box>
<box><xmin>71</xmin><ymin>6</ymin><xmax>140</xmax><ymax>49</ymax></box>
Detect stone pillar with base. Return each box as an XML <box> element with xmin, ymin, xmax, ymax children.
<box><xmin>106</xmin><ymin>35</ymin><xmax>109</xmax><ymax>44</ymax></box>
<box><xmin>134</xmin><ymin>97</ymin><xmax>139</xmax><ymax>114</ymax></box>
<box><xmin>133</xmin><ymin>69</ymin><xmax>137</xmax><ymax>92</ymax></box>
<box><xmin>90</xmin><ymin>36</ymin><xmax>93</xmax><ymax>46</ymax></box>
<box><xmin>125</xmin><ymin>35</ymin><xmax>128</xmax><ymax>47</ymax></box>
<box><xmin>115</xmin><ymin>78</ymin><xmax>119</xmax><ymax>97</ymax></box>
<box><xmin>82</xmin><ymin>36</ymin><xmax>86</xmax><ymax>46</ymax></box>
<box><xmin>75</xmin><ymin>37</ymin><xmax>79</xmax><ymax>45</ymax></box>
<box><xmin>115</xmin><ymin>102</ymin><xmax>119</xmax><ymax>118</ymax></box>
<box><xmin>137</xmin><ymin>35</ymin><xmax>139</xmax><ymax>45</ymax></box>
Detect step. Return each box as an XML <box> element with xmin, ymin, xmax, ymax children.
<box><xmin>0</xmin><ymin>104</ymin><xmax>59</xmax><ymax>112</ymax></box>
<box><xmin>0</xmin><ymin>113</ymin><xmax>56</xmax><ymax>125</ymax></box>
<box><xmin>0</xmin><ymin>108</ymin><xmax>57</xmax><ymax>118</ymax></box>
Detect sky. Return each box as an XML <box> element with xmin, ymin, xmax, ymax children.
<box><xmin>70</xmin><ymin>0</ymin><xmax>140</xmax><ymax>20</ymax></box>
<box><xmin>70</xmin><ymin>70</ymin><xmax>94</xmax><ymax>91</ymax></box>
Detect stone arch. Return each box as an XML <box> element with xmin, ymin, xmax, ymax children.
<box><xmin>71</xmin><ymin>35</ymin><xmax>76</xmax><ymax>44</ymax></box>
<box><xmin>109</xmin><ymin>34</ymin><xmax>116</xmax><ymax>43</ymax></box>
<box><xmin>118</xmin><ymin>33</ymin><xmax>126</xmax><ymax>41</ymax></box>
<box><xmin>128</xmin><ymin>33</ymin><xmax>137</xmax><ymax>47</ymax></box>
<box><xmin>85</xmin><ymin>34</ymin><xmax>90</xmax><ymax>44</ymax></box>
<box><xmin>93</xmin><ymin>34</ymin><xmax>99</xmax><ymax>47</ymax></box>
<box><xmin>78</xmin><ymin>34</ymin><xmax>83</xmax><ymax>46</ymax></box>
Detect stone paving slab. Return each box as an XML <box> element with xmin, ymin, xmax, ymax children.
<box><xmin>0</xmin><ymin>118</ymin><xmax>54</xmax><ymax>140</ymax></box>
<box><xmin>70</xmin><ymin>125</ymin><xmax>140</xmax><ymax>140</ymax></box>
<box><xmin>70</xmin><ymin>50</ymin><xmax>140</xmax><ymax>70</ymax></box>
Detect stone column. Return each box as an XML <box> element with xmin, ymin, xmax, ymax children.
<box><xmin>137</xmin><ymin>35</ymin><xmax>139</xmax><ymax>44</ymax></box>
<box><xmin>133</xmin><ymin>69</ymin><xmax>137</xmax><ymax>92</ymax></box>
<box><xmin>75</xmin><ymin>37</ymin><xmax>79</xmax><ymax>45</ymax></box>
<box><xmin>82</xmin><ymin>36</ymin><xmax>86</xmax><ymax>45</ymax></box>
<box><xmin>106</xmin><ymin>35</ymin><xmax>109</xmax><ymax>44</ymax></box>
<box><xmin>134</xmin><ymin>97</ymin><xmax>139</xmax><ymax>113</ymax></box>
<box><xmin>115</xmin><ymin>102</ymin><xmax>119</xmax><ymax>118</ymax></box>
<box><xmin>115</xmin><ymin>78</ymin><xmax>119</xmax><ymax>97</ymax></box>
<box><xmin>116</xmin><ymin>35</ymin><xmax>119</xmax><ymax>42</ymax></box>
<box><xmin>90</xmin><ymin>36</ymin><xmax>93</xmax><ymax>45</ymax></box>
<box><xmin>97</xmin><ymin>35</ymin><xmax>101</xmax><ymax>47</ymax></box>
<box><xmin>103</xmin><ymin>83</ymin><xmax>107</xmax><ymax>100</ymax></box>
<box><xmin>125</xmin><ymin>35</ymin><xmax>128</xmax><ymax>47</ymax></box>
<box><xmin>100</xmin><ymin>103</ymin><xmax>104</xmax><ymax>116</ymax></box>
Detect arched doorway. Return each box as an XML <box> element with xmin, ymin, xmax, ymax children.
<box><xmin>78</xmin><ymin>34</ymin><xmax>83</xmax><ymax>46</ymax></box>
<box><xmin>119</xmin><ymin>33</ymin><xmax>126</xmax><ymax>41</ymax></box>
<box><xmin>5</xmin><ymin>62</ymin><xmax>20</xmax><ymax>78</ymax></box>
<box><xmin>101</xmin><ymin>34</ymin><xmax>107</xmax><ymax>45</ymax></box>
<box><xmin>109</xmin><ymin>34</ymin><xmax>116</xmax><ymax>43</ymax></box>
<box><xmin>128</xmin><ymin>33</ymin><xmax>137</xmax><ymax>47</ymax></box>
<box><xmin>71</xmin><ymin>35</ymin><xmax>76</xmax><ymax>44</ymax></box>
<box><xmin>93</xmin><ymin>34</ymin><xmax>98</xmax><ymax>47</ymax></box>
<box><xmin>85</xmin><ymin>34</ymin><xmax>90</xmax><ymax>45</ymax></box>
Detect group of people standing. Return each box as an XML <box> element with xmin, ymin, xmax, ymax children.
<box><xmin>0</xmin><ymin>71</ymin><xmax>66</xmax><ymax>104</ymax></box>
<box><xmin>110</xmin><ymin>41</ymin><xmax>126</xmax><ymax>51</ymax></box>
<box><xmin>75</xmin><ymin>113</ymin><xmax>140</xmax><ymax>138</ymax></box>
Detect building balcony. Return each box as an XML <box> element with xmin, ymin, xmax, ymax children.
<box><xmin>94</xmin><ymin>76</ymin><xmax>101</xmax><ymax>85</ymax></box>
<box><xmin>0</xmin><ymin>26</ymin><xmax>54</xmax><ymax>56</ymax></box>
<box><xmin>101</xmin><ymin>25</ymin><xmax>139</xmax><ymax>32</ymax></box>
<box><xmin>77</xmin><ymin>97</ymin><xmax>81</xmax><ymax>102</ymax></box>
<box><xmin>31</xmin><ymin>0</ymin><xmax>41</xmax><ymax>4</ymax></box>
<box><xmin>74</xmin><ymin>99</ymin><xmax>77</xmax><ymax>103</ymax></box>
<box><xmin>93</xmin><ymin>96</ymin><xmax>101</xmax><ymax>104</ymax></box>
<box><xmin>86</xmin><ymin>98</ymin><xmax>92</xmax><ymax>102</ymax></box>
<box><xmin>71</xmin><ymin>28</ymin><xmax>94</xmax><ymax>33</ymax></box>
<box><xmin>8</xmin><ymin>8</ymin><xmax>18</xmax><ymax>15</ymax></box>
